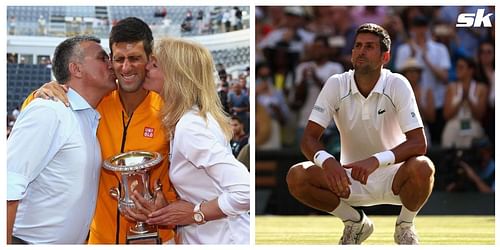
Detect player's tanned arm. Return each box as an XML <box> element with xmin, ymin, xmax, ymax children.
<box><xmin>391</xmin><ymin>127</ymin><xmax>427</xmax><ymax>163</ymax></box>
<box><xmin>301</xmin><ymin>121</ymin><xmax>351</xmax><ymax>198</ymax></box>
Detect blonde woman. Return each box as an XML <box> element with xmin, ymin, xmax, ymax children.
<box><xmin>125</xmin><ymin>37</ymin><xmax>250</xmax><ymax>244</ymax></box>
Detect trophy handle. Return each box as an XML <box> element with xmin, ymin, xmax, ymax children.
<box><xmin>110</xmin><ymin>187</ymin><xmax>120</xmax><ymax>200</ymax></box>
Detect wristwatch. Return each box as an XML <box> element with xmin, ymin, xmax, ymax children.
<box><xmin>193</xmin><ymin>201</ymin><xmax>207</xmax><ymax>225</ymax></box>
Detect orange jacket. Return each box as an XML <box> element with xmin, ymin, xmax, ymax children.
<box><xmin>23</xmin><ymin>90</ymin><xmax>176</xmax><ymax>244</ymax></box>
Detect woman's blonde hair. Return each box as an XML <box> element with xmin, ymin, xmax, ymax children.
<box><xmin>154</xmin><ymin>37</ymin><xmax>232</xmax><ymax>140</ymax></box>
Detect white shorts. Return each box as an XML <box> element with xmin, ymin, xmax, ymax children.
<box><xmin>342</xmin><ymin>163</ymin><xmax>403</xmax><ymax>207</ymax></box>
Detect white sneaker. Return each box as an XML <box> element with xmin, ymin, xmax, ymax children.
<box><xmin>339</xmin><ymin>210</ymin><xmax>374</xmax><ymax>245</ymax></box>
<box><xmin>394</xmin><ymin>221</ymin><xmax>419</xmax><ymax>245</ymax></box>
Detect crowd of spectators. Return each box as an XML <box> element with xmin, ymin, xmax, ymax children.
<box><xmin>215</xmin><ymin>64</ymin><xmax>251</xmax><ymax>168</ymax></box>
<box><xmin>181</xmin><ymin>6</ymin><xmax>245</xmax><ymax>35</ymax></box>
<box><xmin>256</xmin><ymin>6</ymin><xmax>495</xmax><ymax>192</ymax></box>
<box><xmin>8</xmin><ymin>6</ymin><xmax>249</xmax><ymax>38</ymax></box>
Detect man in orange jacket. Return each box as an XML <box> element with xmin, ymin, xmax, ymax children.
<box><xmin>24</xmin><ymin>17</ymin><xmax>177</xmax><ymax>244</ymax></box>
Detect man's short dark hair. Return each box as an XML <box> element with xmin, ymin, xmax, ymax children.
<box><xmin>52</xmin><ymin>35</ymin><xmax>100</xmax><ymax>84</ymax></box>
<box><xmin>355</xmin><ymin>23</ymin><xmax>391</xmax><ymax>53</ymax></box>
<box><xmin>457</xmin><ymin>55</ymin><xmax>476</xmax><ymax>70</ymax></box>
<box><xmin>109</xmin><ymin>17</ymin><xmax>153</xmax><ymax>56</ymax></box>
<box><xmin>314</xmin><ymin>35</ymin><xmax>330</xmax><ymax>48</ymax></box>
<box><xmin>412</xmin><ymin>15</ymin><xmax>429</xmax><ymax>27</ymax></box>
<box><xmin>231</xmin><ymin>115</ymin><xmax>243</xmax><ymax>124</ymax></box>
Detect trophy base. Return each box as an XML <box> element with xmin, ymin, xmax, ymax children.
<box><xmin>126</xmin><ymin>224</ymin><xmax>161</xmax><ymax>244</ymax></box>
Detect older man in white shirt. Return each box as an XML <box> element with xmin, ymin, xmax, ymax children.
<box><xmin>7</xmin><ymin>35</ymin><xmax>116</xmax><ymax>244</ymax></box>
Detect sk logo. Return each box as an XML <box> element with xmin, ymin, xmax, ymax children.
<box><xmin>456</xmin><ymin>9</ymin><xmax>494</xmax><ymax>28</ymax></box>
<box><xmin>377</xmin><ymin>109</ymin><xmax>386</xmax><ymax>115</ymax></box>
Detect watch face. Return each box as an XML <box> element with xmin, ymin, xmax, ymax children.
<box><xmin>194</xmin><ymin>213</ymin><xmax>203</xmax><ymax>222</ymax></box>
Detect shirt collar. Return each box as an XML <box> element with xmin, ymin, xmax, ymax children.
<box><xmin>372</xmin><ymin>69</ymin><xmax>387</xmax><ymax>94</ymax></box>
<box><xmin>350</xmin><ymin>69</ymin><xmax>388</xmax><ymax>96</ymax></box>
<box><xmin>67</xmin><ymin>88</ymin><xmax>94</xmax><ymax>111</ymax></box>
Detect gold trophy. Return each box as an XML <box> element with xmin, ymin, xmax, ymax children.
<box><xmin>103</xmin><ymin>151</ymin><xmax>163</xmax><ymax>244</ymax></box>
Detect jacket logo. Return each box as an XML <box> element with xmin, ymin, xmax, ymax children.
<box><xmin>377</xmin><ymin>109</ymin><xmax>386</xmax><ymax>115</ymax></box>
<box><xmin>144</xmin><ymin>127</ymin><xmax>154</xmax><ymax>138</ymax></box>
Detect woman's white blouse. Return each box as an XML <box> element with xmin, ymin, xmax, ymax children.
<box><xmin>169</xmin><ymin>109</ymin><xmax>250</xmax><ymax>244</ymax></box>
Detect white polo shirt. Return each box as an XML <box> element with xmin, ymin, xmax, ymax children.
<box><xmin>7</xmin><ymin>88</ymin><xmax>101</xmax><ymax>244</ymax></box>
<box><xmin>310</xmin><ymin>69</ymin><xmax>423</xmax><ymax>165</ymax></box>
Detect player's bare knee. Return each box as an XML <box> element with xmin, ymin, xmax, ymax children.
<box><xmin>416</xmin><ymin>156</ymin><xmax>435</xmax><ymax>180</ymax></box>
<box><xmin>407</xmin><ymin>156</ymin><xmax>435</xmax><ymax>184</ymax></box>
<box><xmin>286</xmin><ymin>163</ymin><xmax>308</xmax><ymax>196</ymax></box>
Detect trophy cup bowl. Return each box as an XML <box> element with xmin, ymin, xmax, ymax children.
<box><xmin>103</xmin><ymin>151</ymin><xmax>163</xmax><ymax>244</ymax></box>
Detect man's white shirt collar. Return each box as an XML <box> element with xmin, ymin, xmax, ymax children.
<box><xmin>350</xmin><ymin>69</ymin><xmax>389</xmax><ymax>96</ymax></box>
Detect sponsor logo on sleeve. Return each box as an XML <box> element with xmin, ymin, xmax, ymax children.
<box><xmin>313</xmin><ymin>105</ymin><xmax>325</xmax><ymax>113</ymax></box>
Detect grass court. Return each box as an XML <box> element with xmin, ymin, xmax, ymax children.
<box><xmin>256</xmin><ymin>215</ymin><xmax>495</xmax><ymax>244</ymax></box>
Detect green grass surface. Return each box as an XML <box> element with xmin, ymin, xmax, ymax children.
<box><xmin>256</xmin><ymin>215</ymin><xmax>495</xmax><ymax>245</ymax></box>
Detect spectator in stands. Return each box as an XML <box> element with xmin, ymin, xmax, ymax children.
<box><xmin>154</xmin><ymin>6</ymin><xmax>167</xmax><ymax>18</ymax></box>
<box><xmin>238</xmin><ymin>73</ymin><xmax>249</xmax><ymax>95</ymax></box>
<box><xmin>351</xmin><ymin>6</ymin><xmax>388</xmax><ymax>27</ymax></box>
<box><xmin>9</xmin><ymin>15</ymin><xmax>16</xmax><ymax>35</ymax></box>
<box><xmin>196</xmin><ymin>9</ymin><xmax>205</xmax><ymax>34</ymax></box>
<box><xmin>258</xmin><ymin>6</ymin><xmax>315</xmax><ymax>63</ymax></box>
<box><xmin>216</xmin><ymin>63</ymin><xmax>225</xmax><ymax>72</ymax></box>
<box><xmin>7</xmin><ymin>53</ymin><xmax>17</xmax><ymax>64</ymax></box>
<box><xmin>256</xmin><ymin>63</ymin><xmax>290</xmax><ymax>149</ymax></box>
<box><xmin>221</xmin><ymin>7</ymin><xmax>231</xmax><ymax>32</ymax></box>
<box><xmin>401</xmin><ymin>58</ymin><xmax>435</xmax><ymax>143</ymax></box>
<box><xmin>38</xmin><ymin>15</ymin><xmax>46</xmax><ymax>36</ymax></box>
<box><xmin>255</xmin><ymin>102</ymin><xmax>275</xmax><ymax>149</ymax></box>
<box><xmin>181</xmin><ymin>12</ymin><xmax>193</xmax><ymax>33</ymax></box>
<box><xmin>230</xmin><ymin>116</ymin><xmax>249</xmax><ymax>158</ymax></box>
<box><xmin>265</xmin><ymin>41</ymin><xmax>297</xmax><ymax>101</ymax></box>
<box><xmin>28</xmin><ymin>17</ymin><xmax>177</xmax><ymax>244</ymax></box>
<box><xmin>395</xmin><ymin>15</ymin><xmax>451</xmax><ymax>145</ymax></box>
<box><xmin>7</xmin><ymin>114</ymin><xmax>16</xmax><ymax>138</ymax></box>
<box><xmin>430</xmin><ymin>20</ymin><xmax>465</xmax><ymax>82</ymax></box>
<box><xmin>442</xmin><ymin>56</ymin><xmax>488</xmax><ymax>149</ymax></box>
<box><xmin>237</xmin><ymin>144</ymin><xmax>250</xmax><ymax>170</ymax></box>
<box><xmin>399</xmin><ymin>6</ymin><xmax>424</xmax><ymax>33</ymax></box>
<box><xmin>40</xmin><ymin>57</ymin><xmax>52</xmax><ymax>69</ymax></box>
<box><xmin>329</xmin><ymin>6</ymin><xmax>359</xmax><ymax>68</ymax></box>
<box><xmin>476</xmin><ymin>40</ymin><xmax>495</xmax><ymax>145</ymax></box>
<box><xmin>181</xmin><ymin>9</ymin><xmax>194</xmax><ymax>33</ymax></box>
<box><xmin>307</xmin><ymin>6</ymin><xmax>335</xmax><ymax>36</ymax></box>
<box><xmin>217</xmin><ymin>69</ymin><xmax>230</xmax><ymax>114</ymax></box>
<box><xmin>438</xmin><ymin>6</ymin><xmax>490</xmax><ymax>58</ymax></box>
<box><xmin>234</xmin><ymin>7</ymin><xmax>243</xmax><ymax>30</ymax></box>
<box><xmin>125</xmin><ymin>37</ymin><xmax>249</xmax><ymax>244</ymax></box>
<box><xmin>445</xmin><ymin>137</ymin><xmax>494</xmax><ymax>193</ymax></box>
<box><xmin>11</xmin><ymin>106</ymin><xmax>20</xmax><ymax>119</ymax></box>
<box><xmin>7</xmin><ymin>35</ymin><xmax>116</xmax><ymax>244</ymax></box>
<box><xmin>228</xmin><ymin>79</ymin><xmax>250</xmax><ymax>134</ymax></box>
<box><xmin>70</xmin><ymin>17</ymin><xmax>81</xmax><ymax>36</ymax></box>
<box><xmin>293</xmin><ymin>35</ymin><xmax>344</xmax><ymax>147</ymax></box>
<box><xmin>382</xmin><ymin>13</ymin><xmax>407</xmax><ymax>71</ymax></box>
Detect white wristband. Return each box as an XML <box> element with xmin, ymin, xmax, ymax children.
<box><xmin>313</xmin><ymin>150</ymin><xmax>335</xmax><ymax>168</ymax></box>
<box><xmin>373</xmin><ymin>150</ymin><xmax>395</xmax><ymax>167</ymax></box>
